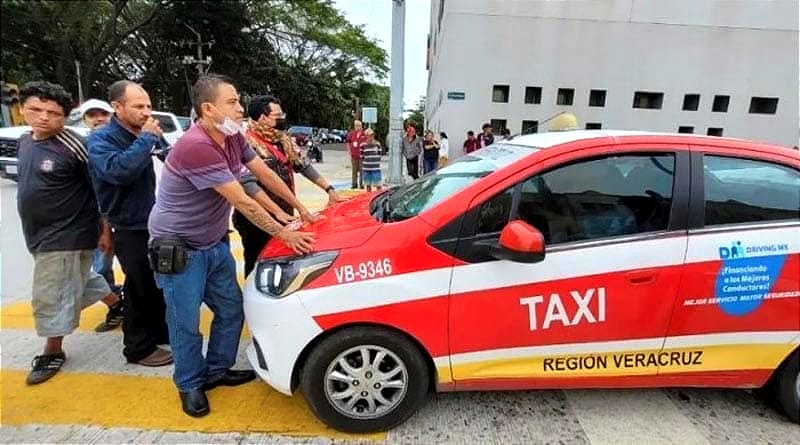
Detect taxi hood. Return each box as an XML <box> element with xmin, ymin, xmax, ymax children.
<box><xmin>258</xmin><ymin>192</ymin><xmax>381</xmax><ymax>259</ymax></box>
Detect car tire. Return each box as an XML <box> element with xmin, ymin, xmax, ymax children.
<box><xmin>773</xmin><ymin>349</ymin><xmax>799</xmax><ymax>423</ymax></box>
<box><xmin>300</xmin><ymin>326</ymin><xmax>429</xmax><ymax>433</ymax></box>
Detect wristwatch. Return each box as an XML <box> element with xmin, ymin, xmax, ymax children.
<box><xmin>325</xmin><ymin>185</ymin><xmax>335</xmax><ymax>193</ymax></box>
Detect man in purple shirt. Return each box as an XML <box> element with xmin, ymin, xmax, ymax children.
<box><xmin>148</xmin><ymin>74</ymin><xmax>315</xmax><ymax>417</ymax></box>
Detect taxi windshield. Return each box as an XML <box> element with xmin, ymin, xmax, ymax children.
<box><xmin>378</xmin><ymin>143</ymin><xmax>538</xmax><ymax>222</ymax></box>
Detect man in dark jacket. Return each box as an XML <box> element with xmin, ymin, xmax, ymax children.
<box><xmin>88</xmin><ymin>80</ymin><xmax>172</xmax><ymax>367</ymax></box>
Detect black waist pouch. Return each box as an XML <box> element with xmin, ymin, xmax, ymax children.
<box><xmin>148</xmin><ymin>236</ymin><xmax>190</xmax><ymax>274</ymax></box>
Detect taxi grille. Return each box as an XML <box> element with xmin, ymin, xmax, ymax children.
<box><xmin>0</xmin><ymin>138</ymin><xmax>18</xmax><ymax>158</ymax></box>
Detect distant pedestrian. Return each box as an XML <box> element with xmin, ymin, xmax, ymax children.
<box><xmin>438</xmin><ymin>132</ymin><xmax>450</xmax><ymax>167</ymax></box>
<box><xmin>16</xmin><ymin>81</ymin><xmax>123</xmax><ymax>385</ymax></box>
<box><xmin>478</xmin><ymin>123</ymin><xmax>494</xmax><ymax>148</ymax></box>
<box><xmin>346</xmin><ymin>120</ymin><xmax>365</xmax><ymax>188</ymax></box>
<box><xmin>500</xmin><ymin>128</ymin><xmax>511</xmax><ymax>140</ymax></box>
<box><xmin>79</xmin><ymin>98</ymin><xmax>125</xmax><ymax>332</ymax></box>
<box><xmin>422</xmin><ymin>130</ymin><xmax>440</xmax><ymax>174</ymax></box>
<box><xmin>88</xmin><ymin>80</ymin><xmax>173</xmax><ymax>367</ymax></box>
<box><xmin>148</xmin><ymin>74</ymin><xmax>316</xmax><ymax>417</ymax></box>
<box><xmin>463</xmin><ymin>130</ymin><xmax>479</xmax><ymax>154</ymax></box>
<box><xmin>79</xmin><ymin>99</ymin><xmax>113</xmax><ymax>130</ymax></box>
<box><xmin>401</xmin><ymin>124</ymin><xmax>422</xmax><ymax>179</ymax></box>
<box><xmin>360</xmin><ymin>128</ymin><xmax>382</xmax><ymax>191</ymax></box>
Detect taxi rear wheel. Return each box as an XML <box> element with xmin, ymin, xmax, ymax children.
<box><xmin>300</xmin><ymin>326</ymin><xmax>429</xmax><ymax>433</ymax></box>
<box><xmin>774</xmin><ymin>349</ymin><xmax>799</xmax><ymax>423</ymax></box>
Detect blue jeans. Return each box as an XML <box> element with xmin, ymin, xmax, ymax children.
<box><xmin>154</xmin><ymin>239</ymin><xmax>243</xmax><ymax>392</ymax></box>
<box><xmin>423</xmin><ymin>157</ymin><xmax>438</xmax><ymax>174</ymax></box>
<box><xmin>92</xmin><ymin>249</ymin><xmax>116</xmax><ymax>288</ymax></box>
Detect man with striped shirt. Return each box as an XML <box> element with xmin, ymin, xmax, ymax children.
<box><xmin>16</xmin><ymin>81</ymin><xmax>122</xmax><ymax>384</ymax></box>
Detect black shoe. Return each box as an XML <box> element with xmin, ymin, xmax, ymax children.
<box><xmin>202</xmin><ymin>369</ymin><xmax>256</xmax><ymax>391</ymax></box>
<box><xmin>26</xmin><ymin>352</ymin><xmax>66</xmax><ymax>385</ymax></box>
<box><xmin>180</xmin><ymin>389</ymin><xmax>210</xmax><ymax>417</ymax></box>
<box><xmin>94</xmin><ymin>300</ymin><xmax>125</xmax><ymax>332</ymax></box>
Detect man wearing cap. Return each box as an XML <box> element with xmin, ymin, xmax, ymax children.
<box><xmin>79</xmin><ymin>99</ymin><xmax>114</xmax><ymax>130</ymax></box>
<box><xmin>80</xmin><ymin>98</ymin><xmax>125</xmax><ymax>332</ymax></box>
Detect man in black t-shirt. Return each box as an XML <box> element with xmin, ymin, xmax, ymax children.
<box><xmin>16</xmin><ymin>81</ymin><xmax>122</xmax><ymax>385</ymax></box>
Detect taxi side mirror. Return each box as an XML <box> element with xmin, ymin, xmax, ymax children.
<box><xmin>489</xmin><ymin>220</ymin><xmax>545</xmax><ymax>263</ymax></box>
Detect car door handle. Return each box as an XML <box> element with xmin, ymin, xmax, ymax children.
<box><xmin>626</xmin><ymin>271</ymin><xmax>657</xmax><ymax>285</ymax></box>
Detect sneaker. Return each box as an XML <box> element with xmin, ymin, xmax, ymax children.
<box><xmin>26</xmin><ymin>352</ymin><xmax>66</xmax><ymax>385</ymax></box>
<box><xmin>94</xmin><ymin>300</ymin><xmax>124</xmax><ymax>332</ymax></box>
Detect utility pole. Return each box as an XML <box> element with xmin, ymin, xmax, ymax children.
<box><xmin>181</xmin><ymin>24</ymin><xmax>213</xmax><ymax>76</ymax></box>
<box><xmin>74</xmin><ymin>60</ymin><xmax>84</xmax><ymax>103</ymax></box>
<box><xmin>388</xmin><ymin>0</ymin><xmax>406</xmax><ymax>186</ymax></box>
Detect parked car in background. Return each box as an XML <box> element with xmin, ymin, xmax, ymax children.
<box><xmin>289</xmin><ymin>125</ymin><xmax>314</xmax><ymax>148</ymax></box>
<box><xmin>177</xmin><ymin>116</ymin><xmax>192</xmax><ymax>131</ymax></box>
<box><xmin>322</xmin><ymin>130</ymin><xmax>343</xmax><ymax>144</ymax></box>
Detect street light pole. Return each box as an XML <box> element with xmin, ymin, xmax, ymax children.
<box><xmin>387</xmin><ymin>0</ymin><xmax>406</xmax><ymax>186</ymax></box>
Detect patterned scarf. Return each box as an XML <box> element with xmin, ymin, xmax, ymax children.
<box><xmin>246</xmin><ymin>118</ymin><xmax>300</xmax><ymax>165</ymax></box>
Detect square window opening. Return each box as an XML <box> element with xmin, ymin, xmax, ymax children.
<box><xmin>683</xmin><ymin>94</ymin><xmax>700</xmax><ymax>111</ymax></box>
<box><xmin>522</xmin><ymin>120</ymin><xmax>538</xmax><ymax>134</ymax></box>
<box><xmin>524</xmin><ymin>87</ymin><xmax>542</xmax><ymax>104</ymax></box>
<box><xmin>633</xmin><ymin>92</ymin><xmax>664</xmax><ymax>109</ymax></box>
<box><xmin>589</xmin><ymin>90</ymin><xmax>606</xmax><ymax>107</ymax></box>
<box><xmin>557</xmin><ymin>88</ymin><xmax>574</xmax><ymax>106</ymax></box>
<box><xmin>492</xmin><ymin>85</ymin><xmax>510</xmax><ymax>103</ymax></box>
<box><xmin>712</xmin><ymin>95</ymin><xmax>730</xmax><ymax>112</ymax></box>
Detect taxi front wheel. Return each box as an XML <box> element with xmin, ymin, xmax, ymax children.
<box><xmin>300</xmin><ymin>326</ymin><xmax>430</xmax><ymax>433</ymax></box>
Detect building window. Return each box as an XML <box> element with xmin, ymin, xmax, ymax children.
<box><xmin>678</xmin><ymin>126</ymin><xmax>694</xmax><ymax>134</ymax></box>
<box><xmin>521</xmin><ymin>120</ymin><xmax>538</xmax><ymax>134</ymax></box>
<box><xmin>557</xmin><ymin>88</ymin><xmax>574</xmax><ymax>106</ymax></box>
<box><xmin>682</xmin><ymin>94</ymin><xmax>700</xmax><ymax>111</ymax></box>
<box><xmin>633</xmin><ymin>92</ymin><xmax>664</xmax><ymax>109</ymax></box>
<box><xmin>492</xmin><ymin>85</ymin><xmax>510</xmax><ymax>103</ymax></box>
<box><xmin>524</xmin><ymin>87</ymin><xmax>542</xmax><ymax>104</ymax></box>
<box><xmin>589</xmin><ymin>90</ymin><xmax>606</xmax><ymax>107</ymax></box>
<box><xmin>585</xmin><ymin>122</ymin><xmax>602</xmax><ymax>130</ymax></box>
<box><xmin>490</xmin><ymin>119</ymin><xmax>507</xmax><ymax>133</ymax></box>
<box><xmin>712</xmin><ymin>95</ymin><xmax>730</xmax><ymax>112</ymax></box>
<box><xmin>749</xmin><ymin>97</ymin><xmax>779</xmax><ymax>114</ymax></box>
<box><xmin>707</xmin><ymin>127</ymin><xmax>723</xmax><ymax>136</ymax></box>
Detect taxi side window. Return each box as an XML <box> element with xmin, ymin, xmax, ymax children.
<box><xmin>515</xmin><ymin>154</ymin><xmax>675</xmax><ymax>244</ymax></box>
<box><xmin>477</xmin><ymin>187</ymin><xmax>514</xmax><ymax>233</ymax></box>
<box><xmin>703</xmin><ymin>155</ymin><xmax>799</xmax><ymax>226</ymax></box>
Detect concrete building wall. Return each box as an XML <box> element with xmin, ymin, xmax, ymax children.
<box><xmin>426</xmin><ymin>0</ymin><xmax>799</xmax><ymax>154</ymax></box>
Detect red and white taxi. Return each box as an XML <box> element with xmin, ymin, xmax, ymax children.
<box><xmin>243</xmin><ymin>130</ymin><xmax>800</xmax><ymax>432</ymax></box>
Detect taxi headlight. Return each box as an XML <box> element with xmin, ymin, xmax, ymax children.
<box><xmin>255</xmin><ymin>251</ymin><xmax>338</xmax><ymax>298</ymax></box>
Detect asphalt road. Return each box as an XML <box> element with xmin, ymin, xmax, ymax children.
<box><xmin>1</xmin><ymin>149</ymin><xmax>798</xmax><ymax>444</ymax></box>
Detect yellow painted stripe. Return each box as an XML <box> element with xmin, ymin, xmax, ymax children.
<box><xmin>450</xmin><ymin>344</ymin><xmax>795</xmax><ymax>380</ymax></box>
<box><xmin>0</xmin><ymin>370</ymin><xmax>384</xmax><ymax>439</ymax></box>
<box><xmin>1</xmin><ymin>301</ymin><xmax>249</xmax><ymax>339</ymax></box>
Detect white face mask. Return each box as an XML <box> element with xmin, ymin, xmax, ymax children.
<box><xmin>215</xmin><ymin>117</ymin><xmax>243</xmax><ymax>137</ymax></box>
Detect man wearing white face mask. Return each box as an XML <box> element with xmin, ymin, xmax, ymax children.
<box><xmin>88</xmin><ymin>80</ymin><xmax>173</xmax><ymax>368</ymax></box>
<box><xmin>147</xmin><ymin>74</ymin><xmax>317</xmax><ymax>417</ymax></box>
